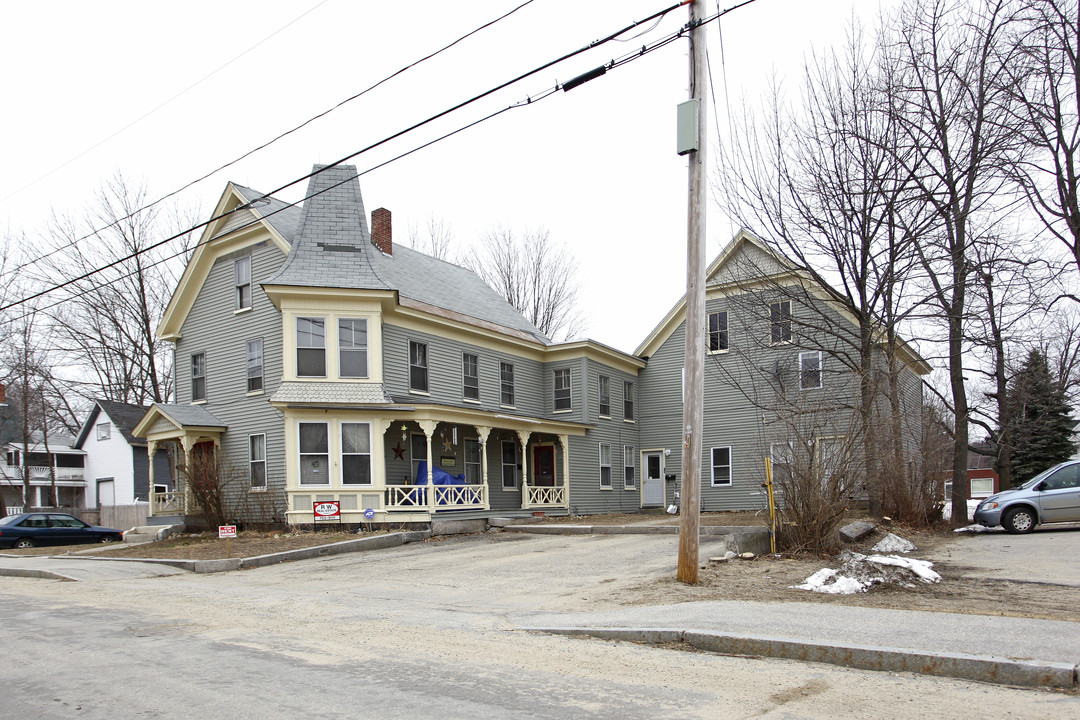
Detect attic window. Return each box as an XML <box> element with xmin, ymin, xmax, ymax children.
<box><xmin>96</xmin><ymin>423</ymin><xmax>111</xmax><ymax>441</ymax></box>
<box><xmin>235</xmin><ymin>256</ymin><xmax>252</xmax><ymax>310</ymax></box>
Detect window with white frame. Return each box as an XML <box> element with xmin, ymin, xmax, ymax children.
<box><xmin>500</xmin><ymin>362</ymin><xmax>515</xmax><ymax>406</ymax></box>
<box><xmin>711</xmin><ymin>446</ymin><xmax>732</xmax><ymax>486</ymax></box>
<box><xmin>296</xmin><ymin>318</ymin><xmax>326</xmax><ymax>377</ymax></box>
<box><xmin>623</xmin><ymin>381</ymin><xmax>634</xmax><ymax>421</ymax></box>
<box><xmin>339</xmin><ymin>319</ymin><xmax>368</xmax><ymax>378</ymax></box>
<box><xmin>599</xmin><ymin>443</ymin><xmax>612</xmax><ymax>488</ymax></box>
<box><xmin>501</xmin><ymin>440</ymin><xmax>518</xmax><ymax>489</ymax></box>
<box><xmin>800</xmin><ymin>351</ymin><xmax>823</xmax><ymax>390</ymax></box>
<box><xmin>247</xmin><ymin>339</ymin><xmax>263</xmax><ymax>392</ymax></box>
<box><xmin>770</xmin><ymin>301</ymin><xmax>791</xmax><ymax>344</ymax></box>
<box><xmin>462</xmin><ymin>353</ymin><xmax>479</xmax><ymax>401</ymax></box>
<box><xmin>708</xmin><ymin>310</ymin><xmax>728</xmax><ymax>352</ymax></box>
<box><xmin>235</xmin><ymin>256</ymin><xmax>252</xmax><ymax>310</ymax></box>
<box><xmin>409</xmin><ymin>341</ymin><xmax>428</xmax><ymax>392</ymax></box>
<box><xmin>464</xmin><ymin>439</ymin><xmax>481</xmax><ymax>484</ymax></box>
<box><xmin>341</xmin><ymin>422</ymin><xmax>372</xmax><ymax>485</ymax></box>
<box><xmin>598</xmin><ymin>375</ymin><xmax>611</xmax><ymax>417</ymax></box>
<box><xmin>96</xmin><ymin>423</ymin><xmax>111</xmax><ymax>441</ymax></box>
<box><xmin>770</xmin><ymin>441</ymin><xmax>793</xmax><ymax>484</ymax></box>
<box><xmin>249</xmin><ymin>434</ymin><xmax>266</xmax><ymax>489</ymax></box>
<box><xmin>191</xmin><ymin>352</ymin><xmax>206</xmax><ymax>402</ymax></box>
<box><xmin>410</xmin><ymin>433</ymin><xmax>428</xmax><ymax>482</ymax></box>
<box><xmin>298</xmin><ymin>422</ymin><xmax>329</xmax><ymax>485</ymax></box>
<box><xmin>623</xmin><ymin>445</ymin><xmax>635</xmax><ymax>489</ymax></box>
<box><xmin>553</xmin><ymin>368</ymin><xmax>571</xmax><ymax>411</ymax></box>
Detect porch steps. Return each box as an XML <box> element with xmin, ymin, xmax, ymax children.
<box><xmin>123</xmin><ymin>524</ymin><xmax>183</xmax><ymax>544</ymax></box>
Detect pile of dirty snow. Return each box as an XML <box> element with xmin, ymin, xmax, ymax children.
<box><xmin>792</xmin><ymin>535</ymin><xmax>941</xmax><ymax>595</ymax></box>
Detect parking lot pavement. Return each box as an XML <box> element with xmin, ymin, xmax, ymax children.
<box><xmin>0</xmin><ymin>555</ymin><xmax>185</xmax><ymax>581</ymax></box>
<box><xmin>943</xmin><ymin>523</ymin><xmax>1080</xmax><ymax>586</ymax></box>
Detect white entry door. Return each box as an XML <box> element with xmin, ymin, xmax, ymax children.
<box><xmin>97</xmin><ymin>478</ymin><xmax>115</xmax><ymax>508</ymax></box>
<box><xmin>642</xmin><ymin>452</ymin><xmax>664</xmax><ymax>506</ymax></box>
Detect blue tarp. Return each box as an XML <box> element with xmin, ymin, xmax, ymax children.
<box><xmin>414</xmin><ymin>461</ymin><xmax>467</xmax><ymax>487</ymax></box>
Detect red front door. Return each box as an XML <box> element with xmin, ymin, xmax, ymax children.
<box><xmin>533</xmin><ymin>446</ymin><xmax>555</xmax><ymax>487</ymax></box>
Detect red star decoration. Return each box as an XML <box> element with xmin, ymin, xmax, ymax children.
<box><xmin>393</xmin><ymin>443</ymin><xmax>406</xmax><ymax>460</ymax></box>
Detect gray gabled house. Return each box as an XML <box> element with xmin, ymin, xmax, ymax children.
<box><xmin>135</xmin><ymin>164</ymin><xmax>929</xmax><ymax>526</ymax></box>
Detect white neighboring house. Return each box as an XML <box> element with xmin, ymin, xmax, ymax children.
<box><xmin>74</xmin><ymin>400</ymin><xmax>173</xmax><ymax>508</ymax></box>
<box><xmin>1</xmin><ymin>434</ymin><xmax>86</xmax><ymax>512</ymax></box>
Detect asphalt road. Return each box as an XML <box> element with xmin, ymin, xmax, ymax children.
<box><xmin>1</xmin><ymin>531</ymin><xmax>1078</xmax><ymax>719</ymax></box>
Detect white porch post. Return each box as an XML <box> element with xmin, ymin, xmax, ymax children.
<box><xmin>180</xmin><ymin>436</ymin><xmax>195</xmax><ymax>515</ymax></box>
<box><xmin>559</xmin><ymin>434</ymin><xmax>570</xmax><ymax>510</ymax></box>
<box><xmin>147</xmin><ymin>440</ymin><xmax>159</xmax><ymax>515</ymax></box>
<box><xmin>475</xmin><ymin>426</ymin><xmax>491</xmax><ymax>511</ymax></box>
<box><xmin>419</xmin><ymin>420</ymin><xmax>438</xmax><ymax>513</ymax></box>
<box><xmin>517</xmin><ymin>430</ymin><xmax>531</xmax><ymax>509</ymax></box>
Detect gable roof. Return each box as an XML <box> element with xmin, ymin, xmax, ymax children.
<box><xmin>263</xmin><ymin>164</ymin><xmax>551</xmax><ymax>345</ymax></box>
<box><xmin>132</xmin><ymin>403</ymin><xmax>227</xmax><ymax>440</ymax></box>
<box><xmin>74</xmin><ymin>399</ymin><xmax>154</xmax><ymax>448</ymax></box>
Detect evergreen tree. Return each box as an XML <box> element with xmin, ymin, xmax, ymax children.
<box><xmin>1006</xmin><ymin>349</ymin><xmax>1077</xmax><ymax>484</ymax></box>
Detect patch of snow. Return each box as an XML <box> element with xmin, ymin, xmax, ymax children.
<box><xmin>792</xmin><ymin>550</ymin><xmax>941</xmax><ymax>594</ymax></box>
<box><xmin>954</xmin><ymin>524</ymin><xmax>998</xmax><ymax>533</ymax></box>
<box><xmin>791</xmin><ymin>567</ymin><xmax>868</xmax><ymax>594</ymax></box>
<box><xmin>866</xmin><ymin>554</ymin><xmax>940</xmax><ymax>583</ymax></box>
<box><xmin>871</xmin><ymin>533</ymin><xmax>916</xmax><ymax>553</ymax></box>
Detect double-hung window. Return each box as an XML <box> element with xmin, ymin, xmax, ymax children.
<box><xmin>246</xmin><ymin>339</ymin><xmax>263</xmax><ymax>392</ymax></box>
<box><xmin>191</xmin><ymin>352</ymin><xmax>206</xmax><ymax>402</ymax></box>
<box><xmin>623</xmin><ymin>445</ymin><xmax>635</xmax><ymax>489</ymax></box>
<box><xmin>235</xmin><ymin>256</ymin><xmax>252</xmax><ymax>310</ymax></box>
<box><xmin>708</xmin><ymin>310</ymin><xmax>728</xmax><ymax>352</ymax></box>
<box><xmin>553</xmin><ymin>368</ymin><xmax>571</xmax><ymax>411</ymax></box>
<box><xmin>462</xmin><ymin>353</ymin><xmax>479</xmax><ymax>401</ymax></box>
<box><xmin>598</xmin><ymin>375</ymin><xmax>611</xmax><ymax>417</ymax></box>
<box><xmin>711</xmin><ymin>446</ymin><xmax>733</xmax><ymax>487</ymax></box>
<box><xmin>249</xmin><ymin>434</ymin><xmax>266</xmax><ymax>489</ymax></box>
<box><xmin>799</xmin><ymin>351</ymin><xmax>823</xmax><ymax>390</ymax></box>
<box><xmin>298</xmin><ymin>422</ymin><xmax>329</xmax><ymax>485</ymax></box>
<box><xmin>464</xmin><ymin>439</ymin><xmax>482</xmax><ymax>484</ymax></box>
<box><xmin>501</xmin><ymin>440</ymin><xmax>518</xmax><ymax>489</ymax></box>
<box><xmin>623</xmin><ymin>381</ymin><xmax>635</xmax><ymax>421</ymax></box>
<box><xmin>500</xmin><ymin>362</ymin><xmax>515</xmax><ymax>406</ymax></box>
<box><xmin>296</xmin><ymin>318</ymin><xmax>326</xmax><ymax>377</ymax></box>
<box><xmin>599</xmin><ymin>443</ymin><xmax>612</xmax><ymax>488</ymax></box>
<box><xmin>409</xmin><ymin>341</ymin><xmax>429</xmax><ymax>392</ymax></box>
<box><xmin>770</xmin><ymin>301</ymin><xmax>791</xmax><ymax>344</ymax></box>
<box><xmin>341</xmin><ymin>423</ymin><xmax>372</xmax><ymax>485</ymax></box>
<box><xmin>339</xmin><ymin>319</ymin><xmax>368</xmax><ymax>378</ymax></box>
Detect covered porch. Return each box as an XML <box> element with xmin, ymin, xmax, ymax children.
<box><xmin>279</xmin><ymin>401</ymin><xmax>588</xmax><ymax>526</ymax></box>
<box><xmin>132</xmin><ymin>404</ymin><xmax>227</xmax><ymax>517</ymax></box>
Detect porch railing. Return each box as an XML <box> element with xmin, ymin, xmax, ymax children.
<box><xmin>527</xmin><ymin>485</ymin><xmax>566</xmax><ymax>507</ymax></box>
<box><xmin>385</xmin><ymin>484</ymin><xmax>488</xmax><ymax>512</ymax></box>
<box><xmin>153</xmin><ymin>491</ymin><xmax>186</xmax><ymax>515</ymax></box>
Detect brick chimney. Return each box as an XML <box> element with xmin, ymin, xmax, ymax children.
<box><xmin>371</xmin><ymin>208</ymin><xmax>392</xmax><ymax>255</ymax></box>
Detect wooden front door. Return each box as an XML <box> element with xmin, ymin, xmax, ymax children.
<box><xmin>533</xmin><ymin>446</ymin><xmax>555</xmax><ymax>487</ymax></box>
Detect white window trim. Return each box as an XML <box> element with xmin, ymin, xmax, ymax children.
<box><xmin>711</xmin><ymin>446</ymin><xmax>733</xmax><ymax>487</ymax></box>
<box><xmin>409</xmin><ymin>340</ymin><xmax>429</xmax><ymax>394</ymax></box>
<box><xmin>247</xmin><ymin>338</ymin><xmax>264</xmax><ymax>393</ymax></box>
<box><xmin>296</xmin><ymin>317</ymin><xmax>327</xmax><ymax>378</ymax></box>
<box><xmin>599</xmin><ymin>442</ymin><xmax>612</xmax><ymax>490</ymax></box>
<box><xmin>598</xmin><ymin>375</ymin><xmax>611</xmax><ymax>418</ymax></box>
<box><xmin>500</xmin><ymin>362</ymin><xmax>515</xmax><ymax>408</ymax></box>
<box><xmin>623</xmin><ymin>381</ymin><xmax>635</xmax><ymax>422</ymax></box>
<box><xmin>191</xmin><ymin>352</ymin><xmax>206</xmax><ymax>403</ymax></box>
<box><xmin>249</xmin><ymin>433</ymin><xmax>267</xmax><ymax>490</ymax></box>
<box><xmin>553</xmin><ymin>368</ymin><xmax>572</xmax><ymax>413</ymax></box>
<box><xmin>96</xmin><ymin>423</ymin><xmax>111</xmax><ymax>441</ymax></box>
<box><xmin>501</xmin><ymin>440</ymin><xmax>518</xmax><ymax>490</ymax></box>
<box><xmin>338</xmin><ymin>318</ymin><xmax>370</xmax><ymax>379</ymax></box>
<box><xmin>770</xmin><ymin>301</ymin><xmax>792</xmax><ymax>345</ymax></box>
<box><xmin>235</xmin><ymin>255</ymin><xmax>252</xmax><ymax>311</ymax></box>
<box><xmin>462</xmin><ymin>352</ymin><xmax>480</xmax><ymax>403</ymax></box>
<box><xmin>799</xmin><ymin>350</ymin><xmax>823</xmax><ymax>390</ymax></box>
<box><xmin>707</xmin><ymin>310</ymin><xmax>729</xmax><ymax>354</ymax></box>
<box><xmin>341</xmin><ymin>422</ymin><xmax>373</xmax><ymax>486</ymax></box>
<box><xmin>298</xmin><ymin>421</ymin><xmax>330</xmax><ymax>487</ymax></box>
<box><xmin>623</xmin><ymin>445</ymin><xmax>635</xmax><ymax>489</ymax></box>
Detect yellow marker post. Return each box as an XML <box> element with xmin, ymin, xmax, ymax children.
<box><xmin>763</xmin><ymin>458</ymin><xmax>777</xmax><ymax>554</ymax></box>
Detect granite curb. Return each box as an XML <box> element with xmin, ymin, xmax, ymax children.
<box><xmin>527</xmin><ymin>626</ymin><xmax>1079</xmax><ymax>690</ymax></box>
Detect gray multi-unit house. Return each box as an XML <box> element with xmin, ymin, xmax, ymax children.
<box><xmin>134</xmin><ymin>163</ymin><xmax>929</xmax><ymax>526</ymax></box>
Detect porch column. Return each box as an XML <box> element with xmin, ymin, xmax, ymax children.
<box><xmin>419</xmin><ymin>420</ymin><xmax>438</xmax><ymax>513</ymax></box>
<box><xmin>147</xmin><ymin>440</ymin><xmax>159</xmax><ymax>515</ymax></box>
<box><xmin>474</xmin><ymin>426</ymin><xmax>491</xmax><ymax>486</ymax></box>
<box><xmin>180</xmin><ymin>436</ymin><xmax>196</xmax><ymax>515</ymax></box>
<box><xmin>559</xmin><ymin>434</ymin><xmax>571</xmax><ymax>509</ymax></box>
<box><xmin>517</xmin><ymin>430</ymin><xmax>531</xmax><ymax>508</ymax></box>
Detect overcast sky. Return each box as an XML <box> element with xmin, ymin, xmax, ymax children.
<box><xmin>0</xmin><ymin>0</ymin><xmax>890</xmax><ymax>354</ymax></box>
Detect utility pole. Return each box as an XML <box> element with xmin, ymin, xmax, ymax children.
<box><xmin>677</xmin><ymin>0</ymin><xmax>706</xmax><ymax>584</ymax></box>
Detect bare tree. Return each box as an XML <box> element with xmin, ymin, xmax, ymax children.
<box><xmin>36</xmin><ymin>172</ymin><xmax>197</xmax><ymax>405</ymax></box>
<box><xmin>1007</xmin><ymin>0</ymin><xmax>1080</xmax><ymax>296</ymax></box>
<box><xmin>406</xmin><ymin>213</ymin><xmax>456</xmax><ymax>261</ymax></box>
<box><xmin>467</xmin><ymin>226</ymin><xmax>585</xmax><ymax>342</ymax></box>
<box><xmin>883</xmin><ymin>0</ymin><xmax>1022</xmax><ymax>523</ymax></box>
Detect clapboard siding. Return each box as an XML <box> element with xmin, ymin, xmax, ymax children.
<box><xmin>175</xmin><ymin>239</ymin><xmax>287</xmax><ymax>520</ymax></box>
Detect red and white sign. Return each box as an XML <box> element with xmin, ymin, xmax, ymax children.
<box><xmin>218</xmin><ymin>525</ymin><xmax>237</xmax><ymax>539</ymax></box>
<box><xmin>313</xmin><ymin>501</ymin><xmax>341</xmax><ymax>520</ymax></box>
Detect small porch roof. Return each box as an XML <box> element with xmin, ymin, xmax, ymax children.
<box><xmin>132</xmin><ymin>403</ymin><xmax>227</xmax><ymax>444</ymax></box>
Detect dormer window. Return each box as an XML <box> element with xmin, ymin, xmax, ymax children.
<box><xmin>235</xmin><ymin>256</ymin><xmax>252</xmax><ymax>310</ymax></box>
<box><xmin>296</xmin><ymin>318</ymin><xmax>326</xmax><ymax>377</ymax></box>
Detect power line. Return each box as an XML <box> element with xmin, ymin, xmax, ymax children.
<box><xmin>0</xmin><ymin>0</ymin><xmax>333</xmax><ymax>206</ymax></box>
<box><xmin>4</xmin><ymin>1</ymin><xmax>750</xmax><ymax>318</ymax></box>
<box><xmin>0</xmin><ymin>0</ymin><xmax>538</xmax><ymax>285</ymax></box>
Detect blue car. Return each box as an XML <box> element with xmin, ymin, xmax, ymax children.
<box><xmin>0</xmin><ymin>512</ymin><xmax>124</xmax><ymax>549</ymax></box>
